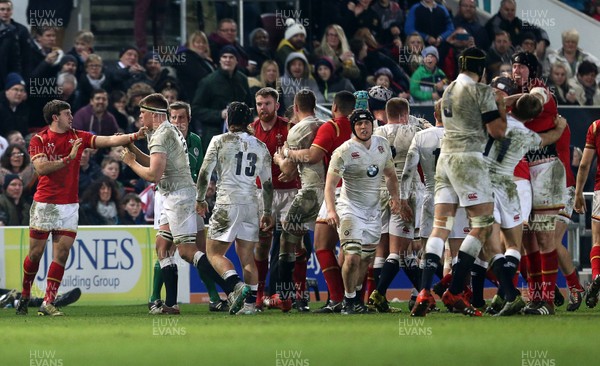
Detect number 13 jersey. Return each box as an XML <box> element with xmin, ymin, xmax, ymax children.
<box><xmin>202</xmin><ymin>131</ymin><xmax>272</xmax><ymax>204</ymax></box>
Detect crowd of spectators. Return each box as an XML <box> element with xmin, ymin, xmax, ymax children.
<box><xmin>1</xmin><ymin>0</ymin><xmax>600</xmax><ymax>226</ymax></box>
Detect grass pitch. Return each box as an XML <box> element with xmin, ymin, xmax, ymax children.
<box><xmin>4</xmin><ymin>302</ymin><xmax>599</xmax><ymax>366</ymax></box>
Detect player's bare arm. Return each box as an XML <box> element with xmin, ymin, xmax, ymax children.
<box><xmin>383</xmin><ymin>165</ymin><xmax>401</xmax><ymax>215</ymax></box>
<box><xmin>32</xmin><ymin>138</ymin><xmax>82</xmax><ymax>176</ymax></box>
<box><xmin>123</xmin><ymin>141</ymin><xmax>150</xmax><ymax>167</ymax></box>
<box><xmin>324</xmin><ymin>172</ymin><xmax>341</xmax><ymax>227</ymax></box>
<box><xmin>122</xmin><ymin>151</ymin><xmax>166</xmax><ymax>183</ymax></box>
<box><xmin>261</xmin><ymin>179</ymin><xmax>275</xmax><ymax>232</ymax></box>
<box><xmin>575</xmin><ymin>147</ymin><xmax>595</xmax><ymax>214</ymax></box>
<box><xmin>95</xmin><ymin>127</ymin><xmax>148</xmax><ymax>149</ymax></box>
<box><xmin>538</xmin><ymin>115</ymin><xmax>567</xmax><ymax>147</ymax></box>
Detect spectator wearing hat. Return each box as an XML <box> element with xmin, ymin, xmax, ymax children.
<box><xmin>208</xmin><ymin>18</ymin><xmax>252</xmax><ymax>75</ymax></box>
<box><xmin>105</xmin><ymin>45</ymin><xmax>145</xmax><ymax>92</ymax></box>
<box><xmin>517</xmin><ymin>32</ymin><xmax>537</xmax><ymax>54</ymax></box>
<box><xmin>568</xmin><ymin>60</ymin><xmax>600</xmax><ymax>106</ymax></box>
<box><xmin>245</xmin><ymin>28</ymin><xmax>274</xmax><ymax>78</ymax></box>
<box><xmin>371</xmin><ymin>67</ymin><xmax>409</xmax><ymax>99</ymax></box>
<box><xmin>276</xmin><ymin>18</ymin><xmax>308</xmax><ymax>72</ymax></box>
<box><xmin>58</xmin><ymin>54</ymin><xmax>77</xmax><ymax>76</ymax></box>
<box><xmin>279</xmin><ymin>52</ymin><xmax>325</xmax><ymax>110</ymax></box>
<box><xmin>0</xmin><ymin>174</ymin><xmax>30</xmax><ymax>226</ymax></box>
<box><xmin>0</xmin><ymin>72</ymin><xmax>29</xmax><ymax>137</ymax></box>
<box><xmin>409</xmin><ymin>46</ymin><xmax>447</xmax><ymax>103</ymax></box>
<box><xmin>314</xmin><ymin>56</ymin><xmax>355</xmax><ymax>103</ymax></box>
<box><xmin>140</xmin><ymin>51</ymin><xmax>179</xmax><ymax>93</ymax></box>
<box><xmin>192</xmin><ymin>45</ymin><xmax>253</xmax><ymax>151</ymax></box>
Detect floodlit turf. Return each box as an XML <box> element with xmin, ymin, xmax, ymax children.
<box><xmin>4</xmin><ymin>302</ymin><xmax>600</xmax><ymax>366</ymax></box>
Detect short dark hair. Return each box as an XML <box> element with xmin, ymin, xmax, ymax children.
<box><xmin>511</xmin><ymin>94</ymin><xmax>542</xmax><ymax>121</ymax></box>
<box><xmin>43</xmin><ymin>100</ymin><xmax>71</xmax><ymax>124</ymax></box>
<box><xmin>255</xmin><ymin>87</ymin><xmax>279</xmax><ymax>102</ymax></box>
<box><xmin>386</xmin><ymin>97</ymin><xmax>410</xmax><ymax>118</ymax></box>
<box><xmin>294</xmin><ymin>89</ymin><xmax>316</xmax><ymax>113</ymax></box>
<box><xmin>139</xmin><ymin>93</ymin><xmax>169</xmax><ymax>112</ymax></box>
<box><xmin>578</xmin><ymin>60</ymin><xmax>598</xmax><ymax>76</ymax></box>
<box><xmin>90</xmin><ymin>88</ymin><xmax>107</xmax><ymax>100</ymax></box>
<box><xmin>121</xmin><ymin>192</ymin><xmax>141</xmax><ymax>206</ymax></box>
<box><xmin>333</xmin><ymin>91</ymin><xmax>356</xmax><ymax>116</ymax></box>
<box><xmin>169</xmin><ymin>101</ymin><xmax>191</xmax><ymax>120</ymax></box>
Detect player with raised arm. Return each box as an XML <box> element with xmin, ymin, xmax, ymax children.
<box><xmin>16</xmin><ymin>100</ymin><xmax>148</xmax><ymax>316</ymax></box>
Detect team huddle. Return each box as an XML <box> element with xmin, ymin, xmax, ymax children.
<box><xmin>16</xmin><ymin>46</ymin><xmax>600</xmax><ymax>317</ymax></box>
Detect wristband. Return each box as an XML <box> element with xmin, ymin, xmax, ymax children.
<box><xmin>129</xmin><ymin>133</ymin><xmax>138</xmax><ymax>143</ymax></box>
<box><xmin>196</xmin><ymin>198</ymin><xmax>206</xmax><ymax>203</ymax></box>
<box><xmin>62</xmin><ymin>156</ymin><xmax>72</xmax><ymax>165</ymax></box>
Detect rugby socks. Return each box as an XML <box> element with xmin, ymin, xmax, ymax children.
<box><xmin>293</xmin><ymin>248</ymin><xmax>308</xmax><ymax>301</ymax></box>
<box><xmin>403</xmin><ymin>254</ymin><xmax>422</xmax><ymax>291</ymax></box>
<box><xmin>247</xmin><ymin>284</ymin><xmax>258</xmax><ymax>304</ymax></box>
<box><xmin>541</xmin><ymin>250</ymin><xmax>558</xmax><ymax>304</ymax></box>
<box><xmin>504</xmin><ymin>249</ymin><xmax>521</xmax><ymax>288</ymax></box>
<box><xmin>160</xmin><ymin>258</ymin><xmax>178</xmax><ymax>307</ymax></box>
<box><xmin>255</xmin><ymin>258</ymin><xmax>269</xmax><ymax>304</ymax></box>
<box><xmin>491</xmin><ymin>255</ymin><xmax>519</xmax><ymax>302</ymax></box>
<box><xmin>194</xmin><ymin>252</ymin><xmax>230</xmax><ymax>294</ymax></box>
<box><xmin>198</xmin><ymin>270</ymin><xmax>221</xmax><ymax>303</ymax></box>
<box><xmin>470</xmin><ymin>259</ymin><xmax>487</xmax><ymax>308</ymax></box>
<box><xmin>21</xmin><ymin>256</ymin><xmax>39</xmax><ymax>298</ymax></box>
<box><xmin>316</xmin><ymin>249</ymin><xmax>344</xmax><ymax>302</ymax></box>
<box><xmin>278</xmin><ymin>254</ymin><xmax>295</xmax><ymax>300</ymax></box>
<box><xmin>591</xmin><ymin>245</ymin><xmax>600</xmax><ymax>278</ymax></box>
<box><xmin>525</xmin><ymin>251</ymin><xmax>543</xmax><ymax>302</ymax></box>
<box><xmin>449</xmin><ymin>251</ymin><xmax>477</xmax><ymax>295</ymax></box>
<box><xmin>150</xmin><ymin>260</ymin><xmax>163</xmax><ymax>302</ymax></box>
<box><xmin>223</xmin><ymin>270</ymin><xmax>242</xmax><ymax>292</ymax></box>
<box><xmin>366</xmin><ymin>266</ymin><xmax>376</xmax><ymax>299</ymax></box>
<box><xmin>43</xmin><ymin>261</ymin><xmax>65</xmax><ymax>304</ymax></box>
<box><xmin>420</xmin><ymin>237</ymin><xmax>445</xmax><ymax>291</ymax></box>
<box><xmin>564</xmin><ymin>270</ymin><xmax>584</xmax><ymax>291</ymax></box>
<box><xmin>373</xmin><ymin>256</ymin><xmax>385</xmax><ymax>291</ymax></box>
<box><xmin>377</xmin><ymin>254</ymin><xmax>400</xmax><ymax>296</ymax></box>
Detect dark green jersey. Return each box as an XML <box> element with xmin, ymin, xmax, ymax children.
<box><xmin>186</xmin><ymin>132</ymin><xmax>203</xmax><ymax>182</ymax></box>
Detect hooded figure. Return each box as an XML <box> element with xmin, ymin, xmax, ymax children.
<box><xmin>279</xmin><ymin>52</ymin><xmax>325</xmax><ymax>109</ymax></box>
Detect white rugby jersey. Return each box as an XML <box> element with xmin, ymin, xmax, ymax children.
<box><xmin>329</xmin><ymin>135</ymin><xmax>394</xmax><ymax>210</ymax></box>
<box><xmin>374</xmin><ymin>123</ymin><xmax>422</xmax><ymax>178</ymax></box>
<box><xmin>200</xmin><ymin>131</ymin><xmax>272</xmax><ymax>204</ymax></box>
<box><xmin>440</xmin><ymin>74</ymin><xmax>499</xmax><ymax>153</ymax></box>
<box><xmin>287</xmin><ymin>115</ymin><xmax>325</xmax><ymax>189</ymax></box>
<box><xmin>401</xmin><ymin>126</ymin><xmax>445</xmax><ymax>198</ymax></box>
<box><xmin>484</xmin><ymin>115</ymin><xmax>542</xmax><ymax>177</ymax></box>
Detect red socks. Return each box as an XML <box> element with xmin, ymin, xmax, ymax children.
<box><xmin>366</xmin><ymin>266</ymin><xmax>375</xmax><ymax>299</ymax></box>
<box><xmin>22</xmin><ymin>256</ymin><xmax>40</xmax><ymax>298</ymax></box>
<box><xmin>591</xmin><ymin>246</ymin><xmax>600</xmax><ymax>279</ymax></box>
<box><xmin>525</xmin><ymin>251</ymin><xmax>542</xmax><ymax>302</ymax></box>
<box><xmin>44</xmin><ymin>261</ymin><xmax>65</xmax><ymax>304</ymax></box>
<box><xmin>540</xmin><ymin>250</ymin><xmax>558</xmax><ymax>304</ymax></box>
<box><xmin>294</xmin><ymin>248</ymin><xmax>308</xmax><ymax>300</ymax></box>
<box><xmin>564</xmin><ymin>270</ymin><xmax>584</xmax><ymax>291</ymax></box>
<box><xmin>316</xmin><ymin>249</ymin><xmax>344</xmax><ymax>302</ymax></box>
<box><xmin>255</xmin><ymin>259</ymin><xmax>269</xmax><ymax>304</ymax></box>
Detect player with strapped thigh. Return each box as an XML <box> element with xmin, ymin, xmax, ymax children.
<box><xmin>146</xmin><ymin>101</ymin><xmax>228</xmax><ymax>313</ymax></box>
<box><xmin>410</xmin><ymin>47</ymin><xmax>506</xmax><ymax>317</ymax></box>
<box><xmin>574</xmin><ymin>119</ymin><xmax>600</xmax><ymax>309</ymax></box>
<box><xmin>272</xmin><ymin>90</ymin><xmax>325</xmax><ymax>312</ymax></box>
<box><xmin>484</xmin><ymin>93</ymin><xmax>567</xmax><ymax>316</ymax></box>
<box><xmin>325</xmin><ymin>109</ymin><xmax>400</xmax><ymax>315</ymax></box>
<box><xmin>282</xmin><ymin>91</ymin><xmax>356</xmax><ymax>313</ymax></box>
<box><xmin>195</xmin><ymin>102</ymin><xmax>274</xmax><ymax>315</ymax></box>
<box><xmin>17</xmin><ymin>100</ymin><xmax>148</xmax><ymax>316</ymax></box>
<box><xmin>400</xmin><ymin>100</ymin><xmax>467</xmax><ymax>307</ymax></box>
<box><xmin>121</xmin><ymin>93</ymin><xmax>228</xmax><ymax>315</ymax></box>
<box><xmin>511</xmin><ymin>52</ymin><xmax>567</xmax><ymax>315</ymax></box>
<box><xmin>368</xmin><ymin>97</ymin><xmax>422</xmax><ymax>313</ymax></box>
<box><xmin>250</xmin><ymin>87</ymin><xmax>300</xmax><ymax>310</ymax></box>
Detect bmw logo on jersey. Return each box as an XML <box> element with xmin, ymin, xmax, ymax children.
<box><xmin>367</xmin><ymin>164</ymin><xmax>379</xmax><ymax>177</ymax></box>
